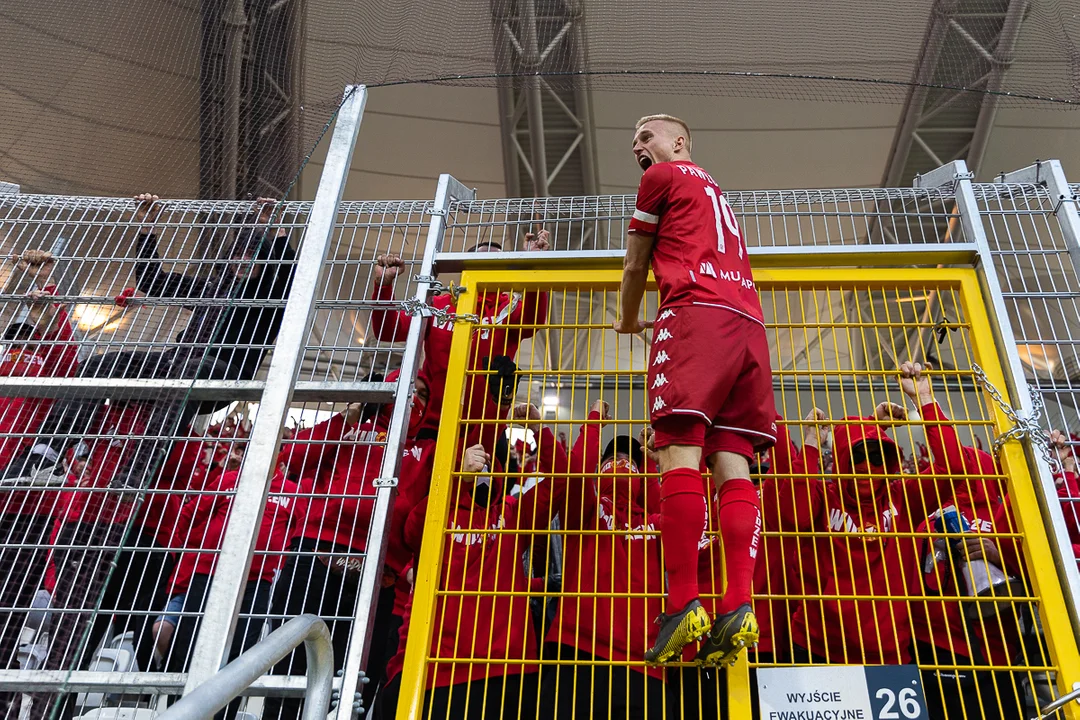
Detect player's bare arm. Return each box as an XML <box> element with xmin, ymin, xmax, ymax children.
<box><xmin>613</xmin><ymin>231</ymin><xmax>655</xmax><ymax>334</ymax></box>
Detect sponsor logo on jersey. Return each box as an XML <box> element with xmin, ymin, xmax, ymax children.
<box><xmin>717</xmin><ymin>268</ymin><xmax>756</xmax><ymax>290</ymax></box>
<box><xmin>699</xmin><ymin>261</ymin><xmax>718</xmax><ymax>278</ymax></box>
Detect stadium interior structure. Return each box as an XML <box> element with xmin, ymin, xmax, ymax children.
<box><xmin>3</xmin><ymin>1</ymin><xmax>1080</xmax><ymax>719</ymax></box>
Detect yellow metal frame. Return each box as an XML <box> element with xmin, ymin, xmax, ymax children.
<box><xmin>395</xmin><ymin>267</ymin><xmax>1080</xmax><ymax>720</ymax></box>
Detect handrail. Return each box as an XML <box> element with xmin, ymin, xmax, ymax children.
<box><xmin>157</xmin><ymin>615</ymin><xmax>334</xmax><ymax>720</ymax></box>
<box><xmin>1032</xmin><ymin>686</ymin><xmax>1080</xmax><ymax>719</ymax></box>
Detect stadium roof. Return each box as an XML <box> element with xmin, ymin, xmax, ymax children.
<box><xmin>1</xmin><ymin>0</ymin><xmax>1078</xmax><ymax>201</ymax></box>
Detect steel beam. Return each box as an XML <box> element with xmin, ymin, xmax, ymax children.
<box><xmin>488</xmin><ymin>0</ymin><xmax>599</xmax><ymax>201</ymax></box>
<box><xmin>183</xmin><ymin>86</ymin><xmax>366</xmax><ymax>694</ymax></box>
<box><xmin>199</xmin><ymin>0</ymin><xmax>303</xmax><ymax>199</ymax></box>
<box><xmin>0</xmin><ymin>378</ymin><xmax>394</xmax><ymax>403</ymax></box>
<box><xmin>881</xmin><ymin>0</ymin><xmax>1029</xmax><ymax>188</ymax></box>
<box><xmin>967</xmin><ymin>0</ymin><xmax>1029</xmax><ymax>174</ymax></box>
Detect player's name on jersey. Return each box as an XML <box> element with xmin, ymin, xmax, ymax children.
<box><xmin>758</xmin><ymin>665</ymin><xmax>927</xmax><ymax>720</ymax></box>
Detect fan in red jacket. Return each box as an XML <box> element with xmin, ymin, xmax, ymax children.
<box><xmin>1050</xmin><ymin>429</ymin><xmax>1080</xmax><ymax>550</ymax></box>
<box><xmin>776</xmin><ymin>402</ymin><xmax>924</xmax><ymax>666</ymax></box>
<box><xmin>539</xmin><ymin>402</ymin><xmax>666</xmax><ymax>720</ymax></box>
<box><xmin>367</xmin><ymin>230</ymin><xmax>548</xmax><ymax>441</ymax></box>
<box><xmin>898</xmin><ymin>361</ymin><xmax>1027</xmax><ymax>720</ymax></box>
<box><xmin>0</xmin><ymin>264</ymin><xmax>80</xmax><ymax>720</ymax></box>
<box><xmin>379</xmin><ymin>402</ymin><xmax>570</xmax><ymax>720</ymax></box>
<box><xmin>155</xmin><ymin>449</ymin><xmax>306</xmax><ymax>693</ymax></box>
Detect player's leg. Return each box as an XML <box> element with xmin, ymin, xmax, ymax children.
<box><xmin>696</xmin><ymin>317</ymin><xmax>776</xmax><ymax>667</ymax></box>
<box><xmin>654</xmin><ymin>440</ymin><xmax>706</xmax><ymax>613</ymax></box>
<box><xmin>709</xmin><ymin>448</ymin><xmax>761</xmax><ymax>616</ymax></box>
<box><xmin>694</xmin><ymin>443</ymin><xmax>762</xmax><ymax>666</ymax></box>
<box><xmin>644</xmin><ymin>418</ymin><xmax>712</xmax><ymax>664</ymax></box>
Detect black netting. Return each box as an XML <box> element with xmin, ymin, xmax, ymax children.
<box><xmin>1</xmin><ymin>0</ymin><xmax>1079</xmax><ymax>197</ymax></box>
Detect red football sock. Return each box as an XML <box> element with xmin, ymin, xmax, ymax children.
<box><xmin>660</xmin><ymin>467</ymin><xmax>707</xmax><ymax>612</ymax></box>
<box><xmin>716</xmin><ymin>477</ymin><xmax>762</xmax><ymax>614</ymax></box>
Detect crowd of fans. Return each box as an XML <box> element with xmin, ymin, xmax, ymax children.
<box><xmin>0</xmin><ymin>197</ymin><xmax>1075</xmax><ymax>720</ymax></box>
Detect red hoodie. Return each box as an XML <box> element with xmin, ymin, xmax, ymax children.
<box><xmin>910</xmin><ymin>401</ymin><xmax>1023</xmax><ymax>665</ymax></box>
<box><xmin>291</xmin><ymin>415</ymin><xmax>389</xmax><ymax>552</ymax></box>
<box><xmin>144</xmin><ymin>430</ymin><xmax>224</xmax><ymax>549</ymax></box>
<box><xmin>385</xmin><ymin>426</ymin><xmax>567</xmax><ymax>688</ymax></box>
<box><xmin>368</xmin><ymin>285</ymin><xmax>547</xmax><ymax>433</ymax></box>
<box><xmin>545</xmin><ymin>413</ymin><xmax>664</xmax><ymax>678</ymax></box>
<box><xmin>0</xmin><ymin>295</ymin><xmax>78</xmax><ymax>516</ymax></box>
<box><xmin>277</xmin><ymin>412</ymin><xmax>350</xmax><ymax>486</ymax></box>
<box><xmin>168</xmin><ymin>468</ymin><xmax>305</xmax><ymax>595</ymax></box>
<box><xmin>778</xmin><ymin>416</ymin><xmax>923</xmax><ymax>664</ymax></box>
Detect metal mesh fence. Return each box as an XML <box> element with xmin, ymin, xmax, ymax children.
<box><xmin>441</xmin><ymin>188</ymin><xmax>965</xmax><ymax>254</ymax></box>
<box><xmin>392</xmin><ymin>267</ymin><xmax>1077</xmax><ymax>720</ymax></box>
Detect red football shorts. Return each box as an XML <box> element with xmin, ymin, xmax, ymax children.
<box><xmin>648</xmin><ymin>305</ymin><xmax>777</xmax><ymax>459</ymax></box>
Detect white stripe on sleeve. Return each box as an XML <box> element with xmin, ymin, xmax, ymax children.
<box><xmin>633</xmin><ymin>208</ymin><xmax>660</xmax><ymax>224</ymax></box>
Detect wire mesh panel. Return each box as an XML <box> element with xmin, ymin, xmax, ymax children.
<box><xmin>0</xmin><ymin>188</ymin><xmax>444</xmax><ymax>718</ymax></box>
<box><xmin>974</xmin><ymin>178</ymin><xmax>1080</xmax><ymax>581</ymax></box>
<box><xmin>0</xmin><ymin>194</ymin><xmax>312</xmax><ymax>719</ymax></box>
<box><xmin>442</xmin><ymin>188</ymin><xmax>964</xmax><ymax>253</ymax></box>
<box><xmin>393</xmin><ymin>268</ymin><xmax>1080</xmax><ymax>720</ymax></box>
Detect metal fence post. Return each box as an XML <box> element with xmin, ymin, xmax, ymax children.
<box><xmin>332</xmin><ymin>174</ymin><xmax>474</xmax><ymax>720</ymax></box>
<box><xmin>182</xmin><ymin>85</ymin><xmax>368</xmax><ymax>694</ymax></box>
<box><xmin>920</xmin><ymin>159</ymin><xmax>1080</xmax><ymax>640</ymax></box>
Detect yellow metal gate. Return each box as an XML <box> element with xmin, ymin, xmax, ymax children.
<box><xmin>395</xmin><ymin>267</ymin><xmax>1080</xmax><ymax>720</ymax></box>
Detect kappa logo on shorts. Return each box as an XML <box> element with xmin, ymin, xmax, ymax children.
<box><xmin>658</xmin><ymin>309</ymin><xmax>676</xmax><ymax>321</ymax></box>
<box><xmin>651</xmin><ymin>373</ymin><xmax>668</xmax><ymax>389</ymax></box>
<box><xmin>653</xmin><ymin>350</ymin><xmax>671</xmax><ymax>365</ymax></box>
<box><xmin>655</xmin><ymin>328</ymin><xmax>673</xmax><ymax>342</ymax></box>
<box><xmin>652</xmin><ymin>397</ymin><xmax>666</xmax><ymax>412</ymax></box>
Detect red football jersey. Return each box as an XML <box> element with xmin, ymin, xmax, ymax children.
<box><xmin>628</xmin><ymin>160</ymin><xmax>763</xmax><ymax>324</ymax></box>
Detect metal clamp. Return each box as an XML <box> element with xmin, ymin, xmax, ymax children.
<box><xmin>1054</xmin><ymin>193</ymin><xmax>1078</xmax><ymax>216</ymax></box>
<box><xmin>373</xmin><ymin>476</ymin><xmax>398</xmax><ymax>488</ymax></box>
<box><xmin>412</xmin><ymin>274</ymin><xmax>466</xmax><ymax>302</ymax></box>
<box><xmin>972</xmin><ymin>364</ymin><xmax>1061</xmax><ymax>473</ymax></box>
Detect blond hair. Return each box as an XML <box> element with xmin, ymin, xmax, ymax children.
<box><xmin>635</xmin><ymin>114</ymin><xmax>692</xmax><ymax>152</ymax></box>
